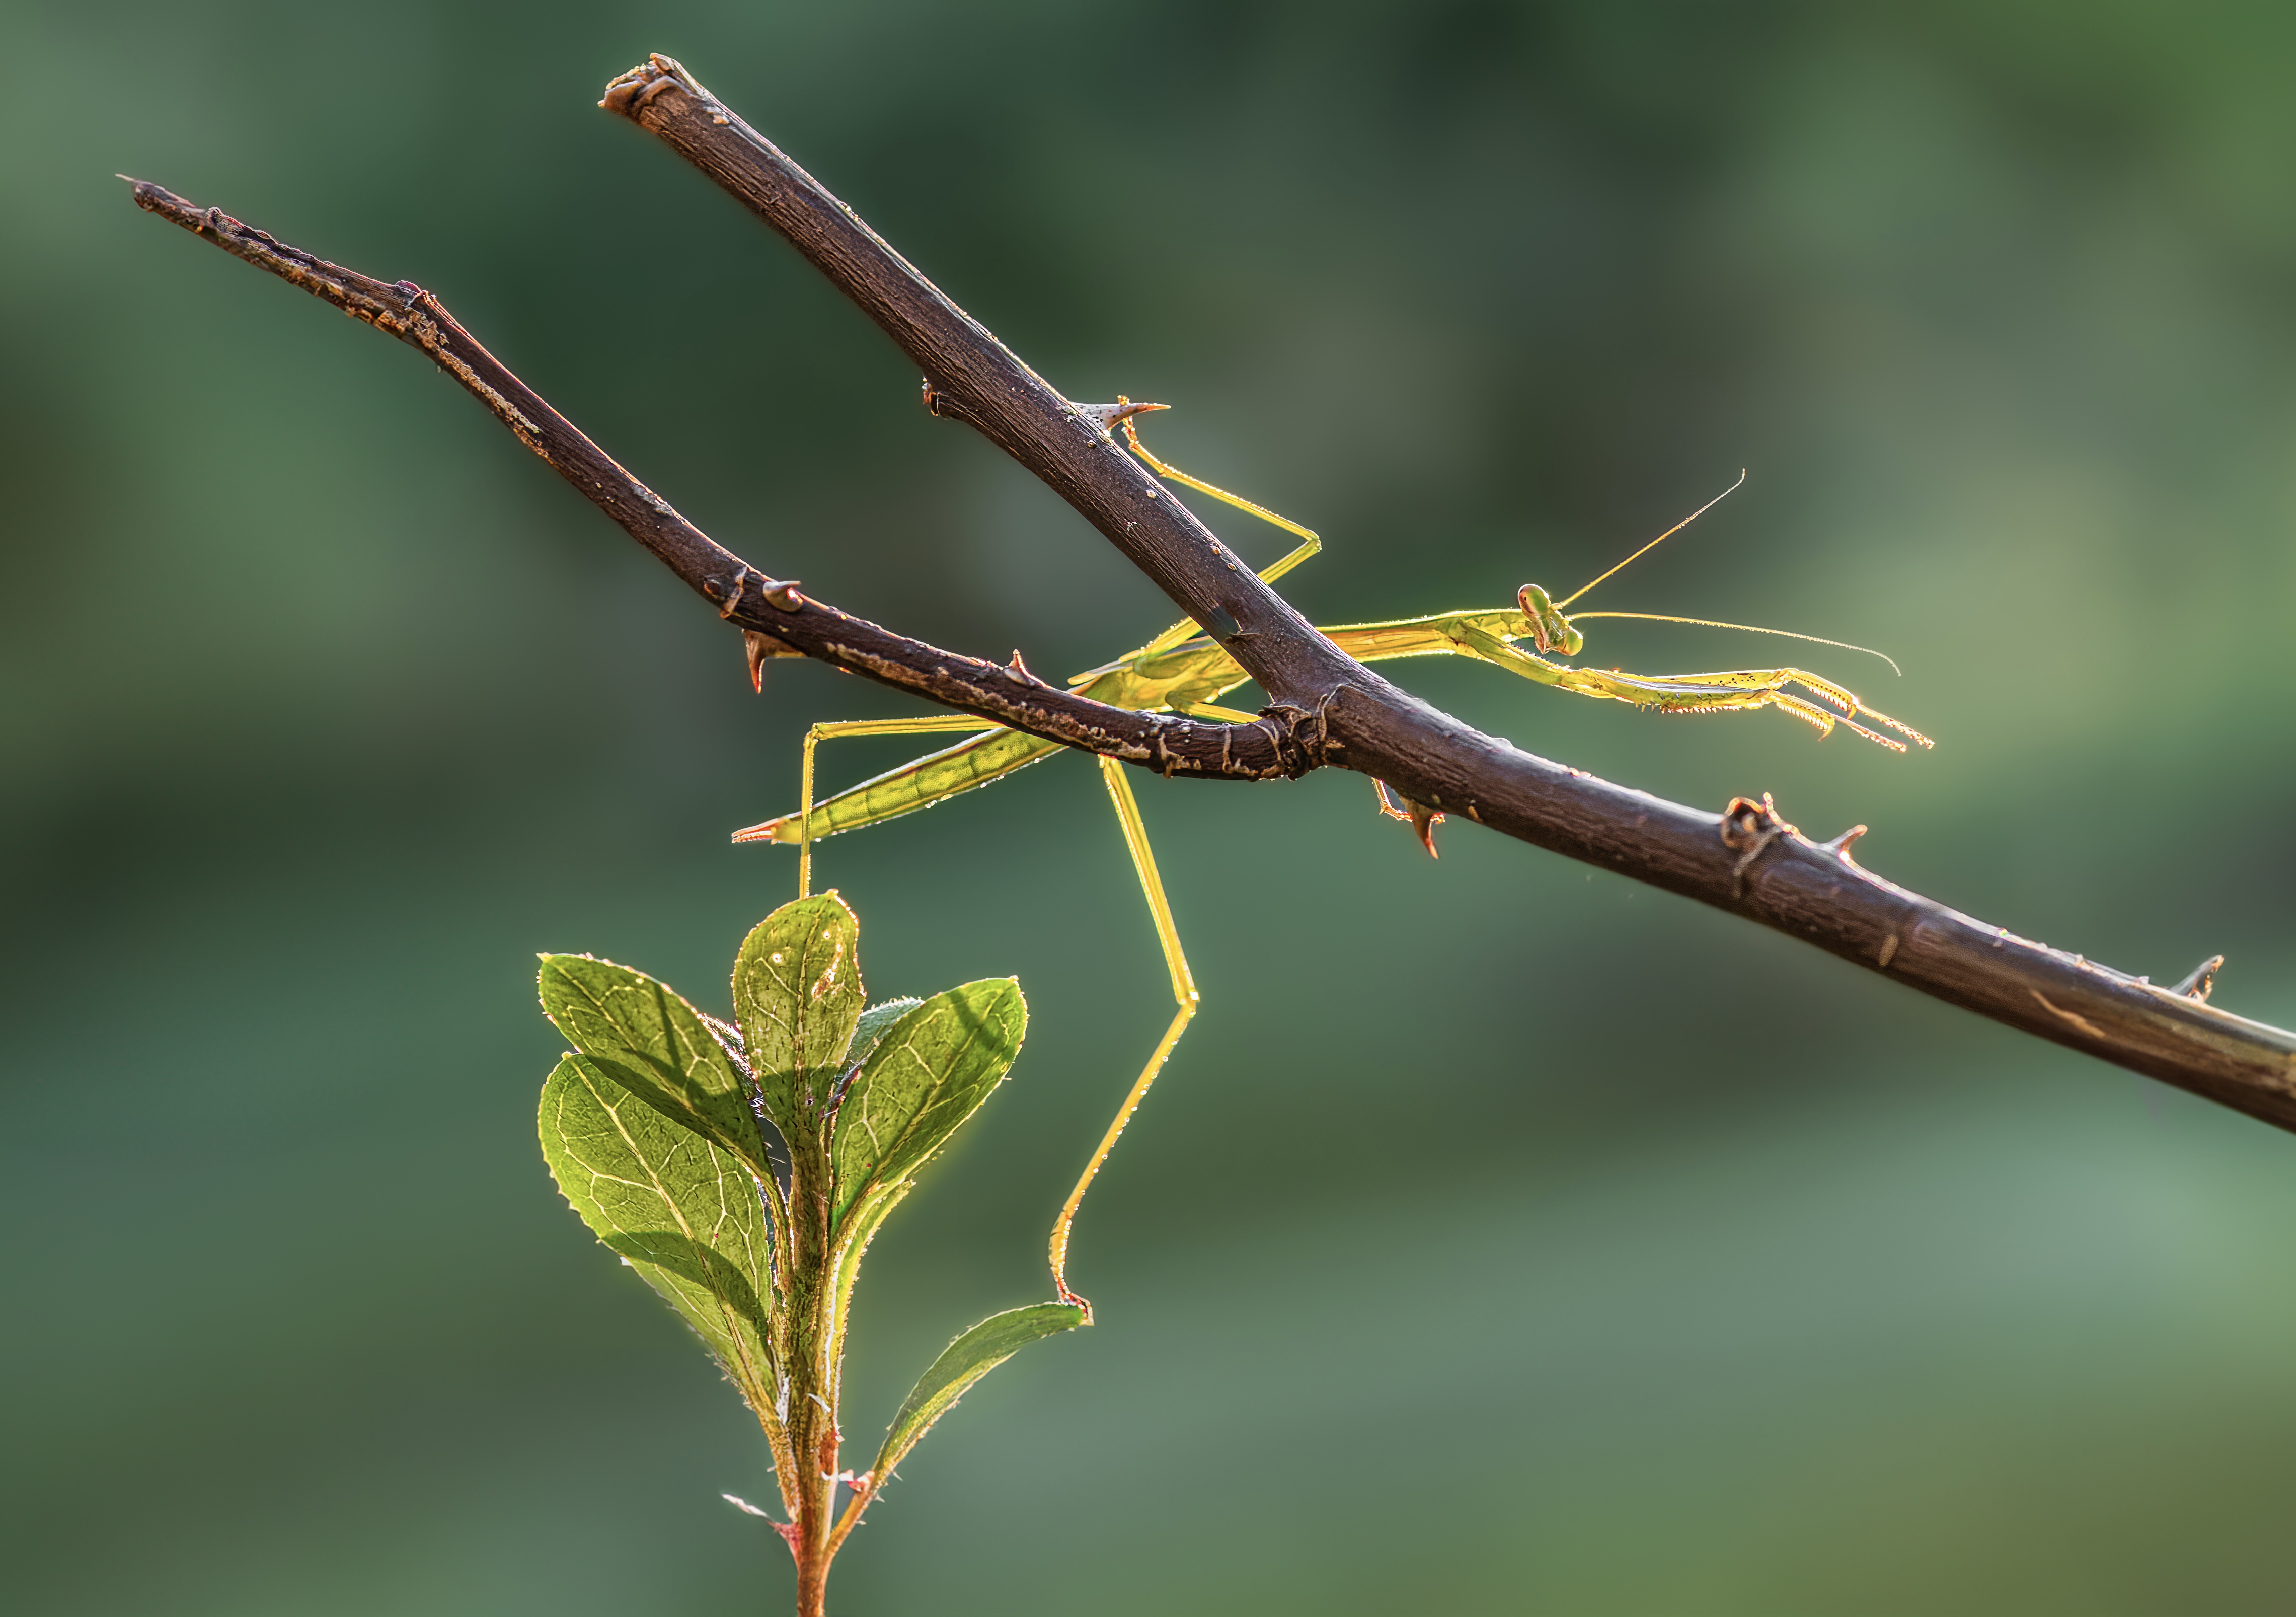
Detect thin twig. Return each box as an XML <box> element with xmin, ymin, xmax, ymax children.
<box><xmin>128</xmin><ymin>70</ymin><xmax>2296</xmax><ymax>1131</ymax></box>
<box><xmin>126</xmin><ymin>181</ymin><xmax>1306</xmax><ymax>785</ymax></box>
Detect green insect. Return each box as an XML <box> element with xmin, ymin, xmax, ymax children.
<box><xmin>740</xmin><ymin>401</ymin><xmax>1928</xmax><ymax>1306</ymax></box>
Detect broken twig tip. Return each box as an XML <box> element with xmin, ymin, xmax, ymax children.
<box><xmin>1824</xmin><ymin>824</ymin><xmax>1869</xmax><ymax>861</ymax></box>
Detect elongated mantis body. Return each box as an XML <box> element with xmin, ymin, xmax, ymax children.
<box><xmin>743</xmin><ymin>404</ymin><xmax>1929</xmax><ymax>1306</ymax></box>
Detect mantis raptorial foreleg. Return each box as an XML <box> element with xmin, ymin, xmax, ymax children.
<box><xmin>1444</xmin><ymin>623</ymin><xmax>1932</xmax><ymax>751</ymax></box>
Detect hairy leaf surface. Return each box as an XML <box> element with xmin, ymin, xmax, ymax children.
<box><xmin>538</xmin><ymin>953</ymin><xmax>771</xmax><ymax>1182</ymax></box>
<box><xmin>831</xmin><ymin>980</ymin><xmax>1024</xmax><ymax>1228</ymax></box>
<box><xmin>733</xmin><ymin>894</ymin><xmax>864</xmax><ymax>1139</ymax></box>
<box><xmin>539</xmin><ymin>1054</ymin><xmax>779</xmax><ymax>1421</ymax></box>
<box><xmin>872</xmin><ymin>1303</ymin><xmax>1085</xmax><ymax>1483</ymax></box>
<box><xmin>847</xmin><ymin>996</ymin><xmax>923</xmax><ymax>1072</ymax></box>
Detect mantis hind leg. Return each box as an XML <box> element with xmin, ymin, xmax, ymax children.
<box><xmin>1047</xmin><ymin>755</ymin><xmax>1201</xmax><ymax>1316</ymax></box>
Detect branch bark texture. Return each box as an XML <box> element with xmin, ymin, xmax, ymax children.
<box><xmin>128</xmin><ymin>57</ymin><xmax>2296</xmax><ymax>1134</ymax></box>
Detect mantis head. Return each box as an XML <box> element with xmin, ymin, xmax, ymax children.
<box><xmin>1516</xmin><ymin>584</ymin><xmax>1584</xmax><ymax>657</ymax></box>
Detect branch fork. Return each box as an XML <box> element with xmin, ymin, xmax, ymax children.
<box><xmin>125</xmin><ymin>55</ymin><xmax>2296</xmax><ymax>1134</ymax></box>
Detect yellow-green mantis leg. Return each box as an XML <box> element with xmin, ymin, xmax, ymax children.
<box><xmin>1115</xmin><ymin>401</ymin><xmax>1322</xmax><ymax>664</ymax></box>
<box><xmin>1046</xmin><ymin>754</ymin><xmax>1199</xmax><ymax>1313</ymax></box>
<box><xmin>1428</xmin><ymin>619</ymin><xmax>1933</xmax><ymax>750</ymax></box>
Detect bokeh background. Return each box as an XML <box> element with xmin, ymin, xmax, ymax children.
<box><xmin>9</xmin><ymin>2</ymin><xmax>2296</xmax><ymax>1612</ymax></box>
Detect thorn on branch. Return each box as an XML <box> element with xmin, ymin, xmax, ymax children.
<box><xmin>1823</xmin><ymin>824</ymin><xmax>1870</xmax><ymax>863</ymax></box>
<box><xmin>1373</xmin><ymin>779</ymin><xmax>1443</xmax><ymax>857</ymax></box>
<box><xmin>713</xmin><ymin>566</ymin><xmax>752</xmax><ymax>618</ymax></box>
<box><xmin>2171</xmin><ymin>955</ymin><xmax>2225</xmax><ymax>1002</ymax></box>
<box><xmin>744</xmin><ymin>628</ymin><xmax>803</xmax><ymax>692</ymax></box>
<box><xmin>1074</xmin><ymin>399</ymin><xmax>1168</xmax><ymax>435</ymax></box>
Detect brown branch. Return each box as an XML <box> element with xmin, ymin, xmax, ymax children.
<box><xmin>127</xmin><ymin>67</ymin><xmax>2296</xmax><ymax>1133</ymax></box>
<box><xmin>595</xmin><ymin>56</ymin><xmax>2296</xmax><ymax>1130</ymax></box>
<box><xmin>125</xmin><ymin>180</ymin><xmax>1305</xmax><ymax>785</ymax></box>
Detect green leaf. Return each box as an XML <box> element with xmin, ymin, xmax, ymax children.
<box><xmin>539</xmin><ymin>1054</ymin><xmax>779</xmax><ymax>1422</ymax></box>
<box><xmin>830</xmin><ymin>980</ymin><xmax>1025</xmax><ymax>1228</ymax></box>
<box><xmin>732</xmin><ymin>894</ymin><xmax>865</xmax><ymax>1139</ymax></box>
<box><xmin>871</xmin><ymin>1303</ymin><xmax>1086</xmax><ymax>1483</ymax></box>
<box><xmin>847</xmin><ymin>997</ymin><xmax>923</xmax><ymax>1071</ymax></box>
<box><xmin>538</xmin><ymin>954</ymin><xmax>772</xmax><ymax>1182</ymax></box>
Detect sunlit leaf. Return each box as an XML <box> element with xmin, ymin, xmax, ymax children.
<box><xmin>732</xmin><ymin>894</ymin><xmax>865</xmax><ymax>1141</ymax></box>
<box><xmin>830</xmin><ymin>980</ymin><xmax>1024</xmax><ymax>1229</ymax></box>
<box><xmin>871</xmin><ymin>1303</ymin><xmax>1085</xmax><ymax>1484</ymax></box>
<box><xmin>847</xmin><ymin>997</ymin><xmax>922</xmax><ymax>1072</ymax></box>
<box><xmin>539</xmin><ymin>1054</ymin><xmax>779</xmax><ymax>1424</ymax></box>
<box><xmin>538</xmin><ymin>953</ymin><xmax>772</xmax><ymax>1182</ymax></box>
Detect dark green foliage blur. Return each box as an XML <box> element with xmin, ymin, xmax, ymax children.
<box><xmin>8</xmin><ymin>1</ymin><xmax>2296</xmax><ymax>1611</ymax></box>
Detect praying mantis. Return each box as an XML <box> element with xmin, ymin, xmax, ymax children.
<box><xmin>738</xmin><ymin>401</ymin><xmax>1930</xmax><ymax>1307</ymax></box>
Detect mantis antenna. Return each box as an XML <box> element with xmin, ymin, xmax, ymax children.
<box><xmin>1569</xmin><ymin>612</ymin><xmax>1902</xmax><ymax>676</ymax></box>
<box><xmin>1554</xmin><ymin>469</ymin><xmax>1747</xmax><ymax>609</ymax></box>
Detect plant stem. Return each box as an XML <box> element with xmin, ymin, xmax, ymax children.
<box><xmin>781</xmin><ymin>1061</ymin><xmax>843</xmax><ymax>1614</ymax></box>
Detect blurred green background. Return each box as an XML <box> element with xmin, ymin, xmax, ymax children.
<box><xmin>8</xmin><ymin>1</ymin><xmax>2296</xmax><ymax>1611</ymax></box>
